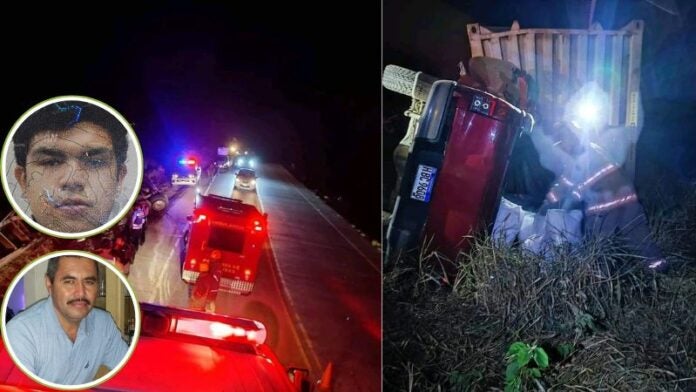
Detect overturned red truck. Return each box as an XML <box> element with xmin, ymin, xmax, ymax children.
<box><xmin>384</xmin><ymin>20</ymin><xmax>645</xmax><ymax>260</ymax></box>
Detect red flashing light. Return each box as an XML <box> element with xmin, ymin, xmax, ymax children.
<box><xmin>140</xmin><ymin>304</ymin><xmax>268</xmax><ymax>346</ymax></box>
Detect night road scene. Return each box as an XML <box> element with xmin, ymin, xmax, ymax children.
<box><xmin>0</xmin><ymin>3</ymin><xmax>379</xmax><ymax>392</ymax></box>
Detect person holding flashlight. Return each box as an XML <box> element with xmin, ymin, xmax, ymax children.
<box><xmin>538</xmin><ymin>83</ymin><xmax>667</xmax><ymax>272</ymax></box>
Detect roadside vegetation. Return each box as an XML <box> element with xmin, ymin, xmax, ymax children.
<box><xmin>384</xmin><ymin>182</ymin><xmax>696</xmax><ymax>391</ymax></box>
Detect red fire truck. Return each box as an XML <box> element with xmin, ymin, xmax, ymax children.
<box><xmin>181</xmin><ymin>194</ymin><xmax>267</xmax><ymax>295</ymax></box>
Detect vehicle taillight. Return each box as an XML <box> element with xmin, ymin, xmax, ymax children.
<box><xmin>253</xmin><ymin>220</ymin><xmax>263</xmax><ymax>232</ymax></box>
<box><xmin>195</xmin><ymin>214</ymin><xmax>207</xmax><ymax>223</ymax></box>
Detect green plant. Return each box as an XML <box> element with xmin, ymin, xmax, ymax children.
<box><xmin>575</xmin><ymin>312</ymin><xmax>597</xmax><ymax>334</ymax></box>
<box><xmin>448</xmin><ymin>369</ymin><xmax>483</xmax><ymax>391</ymax></box>
<box><xmin>557</xmin><ymin>343</ymin><xmax>575</xmax><ymax>360</ymax></box>
<box><xmin>504</xmin><ymin>342</ymin><xmax>549</xmax><ymax>392</ymax></box>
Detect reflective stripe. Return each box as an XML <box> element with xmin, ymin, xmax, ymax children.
<box><xmin>577</xmin><ymin>164</ymin><xmax>618</xmax><ymax>191</ymax></box>
<box><xmin>560</xmin><ymin>175</ymin><xmax>574</xmax><ymax>187</ymax></box>
<box><xmin>586</xmin><ymin>193</ymin><xmax>637</xmax><ymax>214</ymax></box>
<box><xmin>648</xmin><ymin>258</ymin><xmax>667</xmax><ymax>270</ymax></box>
<box><xmin>571</xmin><ymin>190</ymin><xmax>582</xmax><ymax>200</ymax></box>
<box><xmin>547</xmin><ymin>190</ymin><xmax>559</xmax><ymax>203</ymax></box>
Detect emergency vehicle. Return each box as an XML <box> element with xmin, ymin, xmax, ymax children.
<box><xmin>0</xmin><ymin>303</ymin><xmax>320</xmax><ymax>391</ymax></box>
<box><xmin>171</xmin><ymin>157</ymin><xmax>200</xmax><ymax>186</ymax></box>
<box><xmin>181</xmin><ymin>194</ymin><xmax>267</xmax><ymax>295</ymax></box>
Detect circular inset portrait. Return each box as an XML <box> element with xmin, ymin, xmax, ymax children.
<box><xmin>1</xmin><ymin>251</ymin><xmax>141</xmax><ymax>390</ymax></box>
<box><xmin>1</xmin><ymin>96</ymin><xmax>143</xmax><ymax>239</ymax></box>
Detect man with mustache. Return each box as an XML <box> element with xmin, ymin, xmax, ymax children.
<box><xmin>12</xmin><ymin>100</ymin><xmax>129</xmax><ymax>233</ymax></box>
<box><xmin>5</xmin><ymin>255</ymin><xmax>129</xmax><ymax>385</ymax></box>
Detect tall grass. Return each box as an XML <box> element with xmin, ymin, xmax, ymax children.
<box><xmin>384</xmin><ymin>187</ymin><xmax>696</xmax><ymax>391</ymax></box>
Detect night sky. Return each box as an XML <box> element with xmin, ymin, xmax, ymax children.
<box><xmin>0</xmin><ymin>2</ymin><xmax>381</xmax><ymax>239</ymax></box>
<box><xmin>383</xmin><ymin>0</ymin><xmax>696</xmax><ymax>206</ymax></box>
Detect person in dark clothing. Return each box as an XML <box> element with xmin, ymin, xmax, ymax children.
<box><xmin>128</xmin><ymin>206</ymin><xmax>146</xmax><ymax>248</ymax></box>
<box><xmin>188</xmin><ymin>260</ymin><xmax>222</xmax><ymax>313</ymax></box>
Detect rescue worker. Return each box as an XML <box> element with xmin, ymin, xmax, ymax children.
<box><xmin>540</xmin><ymin>118</ymin><xmax>667</xmax><ymax>272</ymax></box>
<box><xmin>188</xmin><ymin>259</ymin><xmax>222</xmax><ymax>313</ymax></box>
<box><xmin>129</xmin><ymin>205</ymin><xmax>146</xmax><ymax>248</ymax></box>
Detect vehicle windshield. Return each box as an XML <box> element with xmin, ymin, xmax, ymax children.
<box><xmin>237</xmin><ymin>169</ymin><xmax>255</xmax><ymax>177</ymax></box>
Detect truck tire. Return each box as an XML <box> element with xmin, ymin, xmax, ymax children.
<box><xmin>382</xmin><ymin>64</ymin><xmax>437</xmax><ymax>101</ymax></box>
<box><xmin>149</xmin><ymin>194</ymin><xmax>168</xmax><ymax>214</ymax></box>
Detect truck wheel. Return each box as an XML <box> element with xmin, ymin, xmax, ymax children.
<box><xmin>149</xmin><ymin>194</ymin><xmax>168</xmax><ymax>214</ymax></box>
<box><xmin>382</xmin><ymin>64</ymin><xmax>436</xmax><ymax>101</ymax></box>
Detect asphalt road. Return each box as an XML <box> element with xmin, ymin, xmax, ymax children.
<box><xmin>128</xmin><ymin>164</ymin><xmax>381</xmax><ymax>391</ymax></box>
<box><xmin>127</xmin><ymin>169</ymin><xmax>310</xmax><ymax>372</ymax></box>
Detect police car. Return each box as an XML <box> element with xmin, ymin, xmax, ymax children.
<box><xmin>0</xmin><ymin>303</ymin><xmax>325</xmax><ymax>391</ymax></box>
<box><xmin>171</xmin><ymin>158</ymin><xmax>200</xmax><ymax>186</ymax></box>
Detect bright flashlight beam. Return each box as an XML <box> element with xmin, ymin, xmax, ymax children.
<box><xmin>577</xmin><ymin>102</ymin><xmax>599</xmax><ymax>121</ymax></box>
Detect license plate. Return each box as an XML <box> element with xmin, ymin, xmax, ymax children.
<box><xmin>410</xmin><ymin>164</ymin><xmax>437</xmax><ymax>202</ymax></box>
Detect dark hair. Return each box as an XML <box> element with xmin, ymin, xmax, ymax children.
<box><xmin>13</xmin><ymin>101</ymin><xmax>129</xmax><ymax>172</ymax></box>
<box><xmin>46</xmin><ymin>255</ymin><xmax>99</xmax><ymax>283</ymax></box>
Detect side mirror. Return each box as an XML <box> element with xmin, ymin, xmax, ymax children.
<box><xmin>263</xmin><ymin>213</ymin><xmax>269</xmax><ymax>220</ymax></box>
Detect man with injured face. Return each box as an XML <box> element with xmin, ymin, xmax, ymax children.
<box><xmin>12</xmin><ymin>101</ymin><xmax>128</xmax><ymax>234</ymax></box>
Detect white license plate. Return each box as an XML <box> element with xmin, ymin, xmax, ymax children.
<box><xmin>410</xmin><ymin>164</ymin><xmax>437</xmax><ymax>202</ymax></box>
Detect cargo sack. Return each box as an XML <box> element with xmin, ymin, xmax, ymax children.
<box><xmin>492</xmin><ymin>197</ymin><xmax>522</xmax><ymax>246</ymax></box>
<box><xmin>521</xmin><ymin>208</ymin><xmax>583</xmax><ymax>257</ymax></box>
<box><xmin>545</xmin><ymin>209</ymin><xmax>583</xmax><ymax>246</ymax></box>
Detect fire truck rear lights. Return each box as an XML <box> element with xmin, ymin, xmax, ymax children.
<box><xmin>195</xmin><ymin>214</ymin><xmax>207</xmax><ymax>223</ymax></box>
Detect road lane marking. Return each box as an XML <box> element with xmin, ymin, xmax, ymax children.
<box><xmin>287</xmin><ymin>179</ymin><xmax>380</xmax><ymax>273</ymax></box>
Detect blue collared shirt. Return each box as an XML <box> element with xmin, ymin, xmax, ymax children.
<box><xmin>6</xmin><ymin>297</ymin><xmax>129</xmax><ymax>385</ymax></box>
